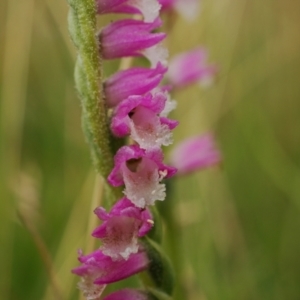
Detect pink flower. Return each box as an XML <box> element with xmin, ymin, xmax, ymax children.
<box><xmin>103</xmin><ymin>289</ymin><xmax>149</xmax><ymax>300</ymax></box>
<box><xmin>170</xmin><ymin>134</ymin><xmax>221</xmax><ymax>175</ymax></box>
<box><xmin>96</xmin><ymin>0</ymin><xmax>161</xmax><ymax>22</ymax></box>
<box><xmin>167</xmin><ymin>47</ymin><xmax>218</xmax><ymax>88</ymax></box>
<box><xmin>108</xmin><ymin>145</ymin><xmax>176</xmax><ymax>208</ymax></box>
<box><xmin>111</xmin><ymin>92</ymin><xmax>178</xmax><ymax>150</ymax></box>
<box><xmin>92</xmin><ymin>198</ymin><xmax>153</xmax><ymax>260</ymax></box>
<box><xmin>100</xmin><ymin>18</ymin><xmax>166</xmax><ymax>60</ymax></box>
<box><xmin>72</xmin><ymin>249</ymin><xmax>149</xmax><ymax>299</ymax></box>
<box><xmin>104</xmin><ymin>63</ymin><xmax>167</xmax><ymax>108</ymax></box>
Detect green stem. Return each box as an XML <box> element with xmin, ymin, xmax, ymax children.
<box><xmin>67</xmin><ymin>0</ymin><xmax>114</xmax><ymax>181</ymax></box>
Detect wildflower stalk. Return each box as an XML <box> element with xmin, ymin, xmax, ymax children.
<box><xmin>69</xmin><ymin>1</ymin><xmax>182</xmax><ymax>298</ymax></box>
<box><xmin>67</xmin><ymin>0</ymin><xmax>115</xmax><ymax>192</ymax></box>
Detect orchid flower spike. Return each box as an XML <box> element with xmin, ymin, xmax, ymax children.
<box><xmin>170</xmin><ymin>133</ymin><xmax>221</xmax><ymax>175</ymax></box>
<box><xmin>167</xmin><ymin>47</ymin><xmax>218</xmax><ymax>88</ymax></box>
<box><xmin>70</xmin><ymin>0</ymin><xmax>181</xmax><ymax>297</ymax></box>
<box><xmin>92</xmin><ymin>198</ymin><xmax>153</xmax><ymax>260</ymax></box>
<box><xmin>108</xmin><ymin>145</ymin><xmax>176</xmax><ymax>208</ymax></box>
<box><xmin>96</xmin><ymin>0</ymin><xmax>161</xmax><ymax>22</ymax></box>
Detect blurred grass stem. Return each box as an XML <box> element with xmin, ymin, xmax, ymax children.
<box><xmin>18</xmin><ymin>209</ymin><xmax>63</xmax><ymax>300</ymax></box>
<box><xmin>0</xmin><ymin>0</ymin><xmax>35</xmax><ymax>297</ymax></box>
<box><xmin>42</xmin><ymin>171</ymin><xmax>95</xmax><ymax>300</ymax></box>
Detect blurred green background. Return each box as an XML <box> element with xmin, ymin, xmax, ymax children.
<box><xmin>1</xmin><ymin>0</ymin><xmax>300</xmax><ymax>299</ymax></box>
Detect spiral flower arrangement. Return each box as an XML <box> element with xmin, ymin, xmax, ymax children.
<box><xmin>67</xmin><ymin>0</ymin><xmax>220</xmax><ymax>299</ymax></box>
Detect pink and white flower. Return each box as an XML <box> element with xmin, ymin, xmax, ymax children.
<box><xmin>96</xmin><ymin>0</ymin><xmax>161</xmax><ymax>22</ymax></box>
<box><xmin>170</xmin><ymin>133</ymin><xmax>221</xmax><ymax>174</ymax></box>
<box><xmin>108</xmin><ymin>145</ymin><xmax>176</xmax><ymax>208</ymax></box>
<box><xmin>72</xmin><ymin>249</ymin><xmax>149</xmax><ymax>299</ymax></box>
<box><xmin>92</xmin><ymin>198</ymin><xmax>153</xmax><ymax>260</ymax></box>
<box><xmin>104</xmin><ymin>63</ymin><xmax>167</xmax><ymax>108</ymax></box>
<box><xmin>111</xmin><ymin>92</ymin><xmax>178</xmax><ymax>150</ymax></box>
<box><xmin>167</xmin><ymin>47</ymin><xmax>218</xmax><ymax>88</ymax></box>
<box><xmin>100</xmin><ymin>18</ymin><xmax>166</xmax><ymax>60</ymax></box>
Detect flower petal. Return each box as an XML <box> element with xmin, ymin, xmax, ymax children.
<box><xmin>96</xmin><ymin>0</ymin><xmax>161</xmax><ymax>22</ymax></box>
<box><xmin>92</xmin><ymin>198</ymin><xmax>153</xmax><ymax>260</ymax></box>
<box><xmin>104</xmin><ymin>63</ymin><xmax>167</xmax><ymax>107</ymax></box>
<box><xmin>100</xmin><ymin>18</ymin><xmax>165</xmax><ymax>60</ymax></box>
<box><xmin>108</xmin><ymin>145</ymin><xmax>176</xmax><ymax>207</ymax></box>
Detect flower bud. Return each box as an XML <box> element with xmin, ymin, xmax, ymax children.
<box><xmin>100</xmin><ymin>18</ymin><xmax>165</xmax><ymax>60</ymax></box>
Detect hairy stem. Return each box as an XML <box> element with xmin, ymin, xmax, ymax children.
<box><xmin>67</xmin><ymin>0</ymin><xmax>114</xmax><ymax>186</ymax></box>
